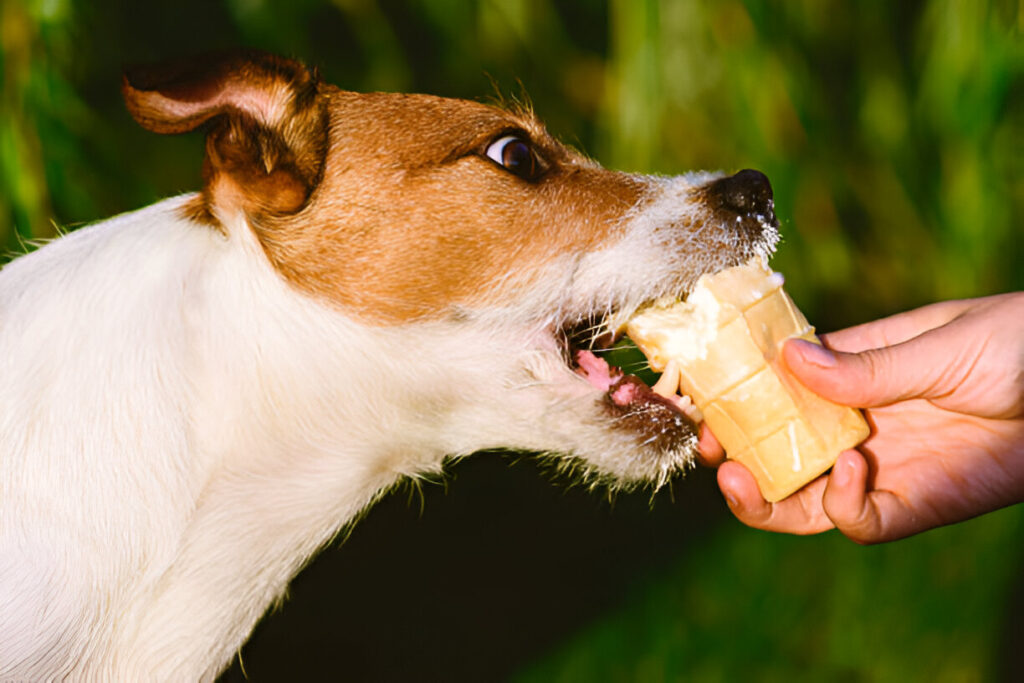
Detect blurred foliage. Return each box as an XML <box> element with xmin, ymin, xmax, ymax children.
<box><xmin>1</xmin><ymin>0</ymin><xmax>1021</xmax><ymax>680</ymax></box>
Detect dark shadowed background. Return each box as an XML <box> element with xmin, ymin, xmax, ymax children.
<box><xmin>2</xmin><ymin>0</ymin><xmax>1021</xmax><ymax>680</ymax></box>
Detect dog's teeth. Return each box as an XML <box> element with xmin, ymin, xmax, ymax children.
<box><xmin>673</xmin><ymin>394</ymin><xmax>704</xmax><ymax>423</ymax></box>
<box><xmin>651</xmin><ymin>360</ymin><xmax>680</xmax><ymax>398</ymax></box>
<box><xmin>652</xmin><ymin>364</ymin><xmax>704</xmax><ymax>422</ymax></box>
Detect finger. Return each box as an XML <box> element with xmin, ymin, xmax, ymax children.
<box><xmin>820</xmin><ymin>298</ymin><xmax>974</xmax><ymax>354</ymax></box>
<box><xmin>718</xmin><ymin>461</ymin><xmax>835</xmax><ymax>535</ymax></box>
<box><xmin>822</xmin><ymin>450</ymin><xmax>918</xmax><ymax>544</ymax></box>
<box><xmin>696</xmin><ymin>423</ymin><xmax>725</xmax><ymax>466</ymax></box>
<box><xmin>782</xmin><ymin>327</ymin><xmax>967</xmax><ymax>409</ymax></box>
<box><xmin>821</xmin><ymin>450</ymin><xmax>870</xmax><ymax>533</ymax></box>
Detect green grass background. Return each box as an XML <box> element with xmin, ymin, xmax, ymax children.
<box><xmin>2</xmin><ymin>0</ymin><xmax>1021</xmax><ymax>680</ymax></box>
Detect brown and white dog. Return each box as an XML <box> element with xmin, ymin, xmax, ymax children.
<box><xmin>0</xmin><ymin>51</ymin><xmax>778</xmax><ymax>679</ymax></box>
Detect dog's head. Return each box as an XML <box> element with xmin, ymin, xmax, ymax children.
<box><xmin>123</xmin><ymin>51</ymin><xmax>778</xmax><ymax>489</ymax></box>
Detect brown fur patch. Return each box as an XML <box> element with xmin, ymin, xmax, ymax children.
<box><xmin>124</xmin><ymin>53</ymin><xmax>654</xmax><ymax>325</ymax></box>
<box><xmin>253</xmin><ymin>89</ymin><xmax>648</xmax><ymax>323</ymax></box>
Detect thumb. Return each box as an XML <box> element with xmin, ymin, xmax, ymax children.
<box><xmin>782</xmin><ymin>333</ymin><xmax>955</xmax><ymax>409</ymax></box>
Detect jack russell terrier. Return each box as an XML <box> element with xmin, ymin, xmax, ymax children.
<box><xmin>0</xmin><ymin>50</ymin><xmax>778</xmax><ymax>679</ymax></box>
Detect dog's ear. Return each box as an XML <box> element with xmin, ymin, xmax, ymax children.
<box><xmin>122</xmin><ymin>50</ymin><xmax>328</xmax><ymax>221</ymax></box>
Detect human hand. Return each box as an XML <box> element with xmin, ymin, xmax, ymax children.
<box><xmin>697</xmin><ymin>292</ymin><xmax>1024</xmax><ymax>543</ymax></box>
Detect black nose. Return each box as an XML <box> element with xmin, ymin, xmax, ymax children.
<box><xmin>704</xmin><ymin>169</ymin><xmax>778</xmax><ymax>231</ymax></box>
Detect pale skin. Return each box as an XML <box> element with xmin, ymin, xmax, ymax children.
<box><xmin>696</xmin><ymin>292</ymin><xmax>1024</xmax><ymax>544</ymax></box>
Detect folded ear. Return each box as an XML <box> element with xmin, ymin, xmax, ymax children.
<box><xmin>122</xmin><ymin>50</ymin><xmax>328</xmax><ymax>221</ymax></box>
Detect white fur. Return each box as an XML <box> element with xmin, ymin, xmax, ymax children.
<box><xmin>0</xmin><ymin>163</ymin><xmax>770</xmax><ymax>677</ymax></box>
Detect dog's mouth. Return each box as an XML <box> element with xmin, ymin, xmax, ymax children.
<box><xmin>548</xmin><ymin>168</ymin><xmax>782</xmax><ymax>458</ymax></box>
<box><xmin>559</xmin><ymin>313</ymin><xmax>702</xmax><ymax>453</ymax></box>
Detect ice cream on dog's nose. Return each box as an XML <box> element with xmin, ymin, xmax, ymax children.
<box><xmin>627</xmin><ymin>257</ymin><xmax>870</xmax><ymax>502</ymax></box>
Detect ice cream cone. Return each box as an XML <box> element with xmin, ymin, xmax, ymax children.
<box><xmin>626</xmin><ymin>257</ymin><xmax>870</xmax><ymax>502</ymax></box>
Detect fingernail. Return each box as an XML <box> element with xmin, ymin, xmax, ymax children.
<box><xmin>725</xmin><ymin>492</ymin><xmax>739</xmax><ymax>509</ymax></box>
<box><xmin>798</xmin><ymin>340</ymin><xmax>837</xmax><ymax>368</ymax></box>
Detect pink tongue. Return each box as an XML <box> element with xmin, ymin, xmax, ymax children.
<box><xmin>575</xmin><ymin>350</ymin><xmax>621</xmax><ymax>392</ymax></box>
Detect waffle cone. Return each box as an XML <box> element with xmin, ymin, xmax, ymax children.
<box><xmin>626</xmin><ymin>257</ymin><xmax>870</xmax><ymax>502</ymax></box>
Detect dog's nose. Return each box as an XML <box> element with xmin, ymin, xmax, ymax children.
<box><xmin>704</xmin><ymin>169</ymin><xmax>779</xmax><ymax>232</ymax></box>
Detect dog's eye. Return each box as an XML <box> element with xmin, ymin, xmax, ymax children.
<box><xmin>485</xmin><ymin>135</ymin><xmax>542</xmax><ymax>181</ymax></box>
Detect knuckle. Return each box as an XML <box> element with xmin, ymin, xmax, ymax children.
<box><xmin>836</xmin><ymin>501</ymin><xmax>885</xmax><ymax>544</ymax></box>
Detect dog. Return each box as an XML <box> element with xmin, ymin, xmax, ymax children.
<box><xmin>0</xmin><ymin>50</ymin><xmax>778</xmax><ymax>679</ymax></box>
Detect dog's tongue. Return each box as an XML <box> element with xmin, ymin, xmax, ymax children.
<box><xmin>576</xmin><ymin>350</ymin><xmax>638</xmax><ymax>407</ymax></box>
<box><xmin>575</xmin><ymin>350</ymin><xmax>622</xmax><ymax>392</ymax></box>
<box><xmin>575</xmin><ymin>350</ymin><xmax>703</xmax><ymax>422</ymax></box>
